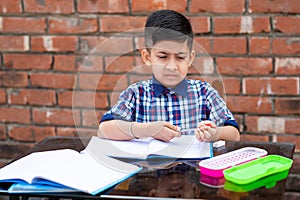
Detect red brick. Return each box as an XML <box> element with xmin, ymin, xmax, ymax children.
<box><xmin>24</xmin><ymin>0</ymin><xmax>74</xmax><ymax>14</ymax></box>
<box><xmin>57</xmin><ymin>127</ymin><xmax>96</xmax><ymax>137</ymax></box>
<box><xmin>277</xmin><ymin>135</ymin><xmax>300</xmax><ymax>152</ymax></box>
<box><xmin>217</xmin><ymin>57</ymin><xmax>273</xmax><ymax>75</ymax></box>
<box><xmin>190</xmin><ymin>0</ymin><xmax>244</xmax><ymax>13</ymax></box>
<box><xmin>273</xmin><ymin>37</ymin><xmax>300</xmax><ymax>55</ymax></box>
<box><xmin>241</xmin><ymin>134</ymin><xmax>269</xmax><ymax>142</ymax></box>
<box><xmin>131</xmin><ymin>0</ymin><xmax>187</xmax><ymax>13</ymax></box>
<box><xmin>252</xmin><ymin>17</ymin><xmax>271</xmax><ymax>33</ymax></box>
<box><xmin>54</xmin><ymin>55</ymin><xmax>103</xmax><ymax>72</ymax></box>
<box><xmin>79</xmin><ymin>36</ymin><xmax>105</xmax><ymax>54</ymax></box>
<box><xmin>79</xmin><ymin>74</ymin><xmax>128</xmax><ymax>91</ymax></box>
<box><xmin>3</xmin><ymin>54</ymin><xmax>52</xmax><ymax>70</ymax></box>
<box><xmin>243</xmin><ymin>77</ymin><xmax>299</xmax><ymax>95</ymax></box>
<box><xmin>214</xmin><ymin>16</ymin><xmax>270</xmax><ymax>34</ymax></box>
<box><xmin>222</xmin><ymin>78</ymin><xmax>241</xmax><ymax>95</ymax></box>
<box><xmin>31</xmin><ymin>36</ymin><xmax>78</xmax><ymax>52</ymax></box>
<box><xmin>249</xmin><ymin>0</ymin><xmax>300</xmax><ymax>13</ymax></box>
<box><xmin>285</xmin><ymin>118</ymin><xmax>300</xmax><ymax>134</ymax></box>
<box><xmin>189</xmin><ymin>57</ymin><xmax>214</xmax><ymax>75</ymax></box>
<box><xmin>53</xmin><ymin>55</ymin><xmax>76</xmax><ymax>72</ymax></box>
<box><xmin>227</xmin><ymin>96</ymin><xmax>272</xmax><ymax>114</ymax></box>
<box><xmin>0</xmin><ymin>72</ymin><xmax>28</xmax><ymax>87</ymax></box>
<box><xmin>0</xmin><ymin>89</ymin><xmax>6</xmax><ymax>104</ymax></box>
<box><xmin>33</xmin><ymin>108</ymin><xmax>79</xmax><ymax>126</ymax></box>
<box><xmin>99</xmin><ymin>37</ymin><xmax>134</xmax><ymax>54</ymax></box>
<box><xmin>82</xmin><ymin>110</ymin><xmax>106</xmax><ymax>127</ymax></box>
<box><xmin>0</xmin><ymin>107</ymin><xmax>30</xmax><ymax>124</ymax></box>
<box><xmin>190</xmin><ymin>16</ymin><xmax>210</xmax><ymax>34</ymax></box>
<box><xmin>9</xmin><ymin>126</ymin><xmax>55</xmax><ymax>142</ymax></box>
<box><xmin>0</xmin><ymin>0</ymin><xmax>21</xmax><ymax>13</ymax></box>
<box><xmin>275</xmin><ymin>98</ymin><xmax>300</xmax><ymax>115</ymax></box>
<box><xmin>80</xmin><ymin>36</ymin><xmax>132</xmax><ymax>55</ymax></box>
<box><xmin>100</xmin><ymin>16</ymin><xmax>146</xmax><ymax>32</ymax></box>
<box><xmin>30</xmin><ymin>73</ymin><xmax>75</xmax><ymax>89</ymax></box>
<box><xmin>249</xmin><ymin>37</ymin><xmax>271</xmax><ymax>55</ymax></box>
<box><xmin>56</xmin><ymin>127</ymin><xmax>78</xmax><ymax>137</ymax></box>
<box><xmin>9</xmin><ymin>89</ymin><xmax>56</xmax><ymax>106</ymax></box>
<box><xmin>0</xmin><ymin>36</ymin><xmax>29</xmax><ymax>52</ymax></box>
<box><xmin>0</xmin><ymin>125</ymin><xmax>6</xmax><ymax>140</ymax></box>
<box><xmin>78</xmin><ymin>55</ymin><xmax>104</xmax><ymax>72</ymax></box>
<box><xmin>194</xmin><ymin>37</ymin><xmax>212</xmax><ymax>53</ymax></box>
<box><xmin>78</xmin><ymin>0</ymin><xmax>129</xmax><ymax>13</ymax></box>
<box><xmin>1</xmin><ymin>17</ymin><xmax>46</xmax><ymax>33</ymax></box>
<box><xmin>49</xmin><ymin>17</ymin><xmax>98</xmax><ymax>34</ymax></box>
<box><xmin>275</xmin><ymin>58</ymin><xmax>300</xmax><ymax>75</ymax></box>
<box><xmin>105</xmin><ymin>56</ymin><xmax>134</xmax><ymax>73</ymax></box>
<box><xmin>274</xmin><ymin>16</ymin><xmax>300</xmax><ymax>34</ymax></box>
<box><xmin>244</xmin><ymin>116</ymin><xmax>258</xmax><ymax>132</ymax></box>
<box><xmin>58</xmin><ymin>91</ymin><xmax>108</xmax><ymax>109</ymax></box>
<box><xmin>213</xmin><ymin>37</ymin><xmax>247</xmax><ymax>54</ymax></box>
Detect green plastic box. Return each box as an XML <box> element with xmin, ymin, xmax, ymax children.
<box><xmin>224</xmin><ymin>169</ymin><xmax>289</xmax><ymax>192</ymax></box>
<box><xmin>223</xmin><ymin>155</ymin><xmax>293</xmax><ymax>185</ymax></box>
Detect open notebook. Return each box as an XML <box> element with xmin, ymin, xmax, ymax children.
<box><xmin>0</xmin><ymin>148</ymin><xmax>141</xmax><ymax>195</ymax></box>
<box><xmin>85</xmin><ymin>135</ymin><xmax>213</xmax><ymax>160</ymax></box>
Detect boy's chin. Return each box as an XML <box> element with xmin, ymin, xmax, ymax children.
<box><xmin>161</xmin><ymin>81</ymin><xmax>180</xmax><ymax>88</ymax></box>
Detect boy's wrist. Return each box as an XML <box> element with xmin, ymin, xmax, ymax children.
<box><xmin>130</xmin><ymin>121</ymin><xmax>165</xmax><ymax>139</ymax></box>
<box><xmin>130</xmin><ymin>122</ymin><xmax>153</xmax><ymax>139</ymax></box>
<box><xmin>129</xmin><ymin>122</ymin><xmax>139</xmax><ymax>139</ymax></box>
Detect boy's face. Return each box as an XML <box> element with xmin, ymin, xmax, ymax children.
<box><xmin>141</xmin><ymin>40</ymin><xmax>195</xmax><ymax>88</ymax></box>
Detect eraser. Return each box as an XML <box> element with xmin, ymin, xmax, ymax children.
<box><xmin>213</xmin><ymin>140</ymin><xmax>225</xmax><ymax>148</ymax></box>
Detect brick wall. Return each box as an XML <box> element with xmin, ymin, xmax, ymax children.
<box><xmin>0</xmin><ymin>0</ymin><xmax>299</xmax><ymax>165</ymax></box>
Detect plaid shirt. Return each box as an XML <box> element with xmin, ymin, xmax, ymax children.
<box><xmin>101</xmin><ymin>77</ymin><xmax>238</xmax><ymax>132</ymax></box>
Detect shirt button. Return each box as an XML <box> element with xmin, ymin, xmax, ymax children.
<box><xmin>170</xmin><ymin>114</ymin><xmax>174</xmax><ymax>118</ymax></box>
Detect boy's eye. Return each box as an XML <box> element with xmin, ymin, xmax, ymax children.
<box><xmin>177</xmin><ymin>56</ymin><xmax>186</xmax><ymax>60</ymax></box>
<box><xmin>157</xmin><ymin>55</ymin><xmax>167</xmax><ymax>59</ymax></box>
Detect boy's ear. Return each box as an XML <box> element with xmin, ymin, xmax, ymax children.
<box><xmin>188</xmin><ymin>50</ymin><xmax>195</xmax><ymax>67</ymax></box>
<box><xmin>141</xmin><ymin>49</ymin><xmax>151</xmax><ymax>66</ymax></box>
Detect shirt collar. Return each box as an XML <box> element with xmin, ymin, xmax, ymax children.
<box><xmin>152</xmin><ymin>76</ymin><xmax>188</xmax><ymax>97</ymax></box>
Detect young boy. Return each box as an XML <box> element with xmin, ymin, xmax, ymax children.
<box><xmin>97</xmin><ymin>10</ymin><xmax>240</xmax><ymax>142</ymax></box>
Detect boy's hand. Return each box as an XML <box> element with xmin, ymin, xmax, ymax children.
<box><xmin>151</xmin><ymin>121</ymin><xmax>181</xmax><ymax>142</ymax></box>
<box><xmin>195</xmin><ymin>121</ymin><xmax>221</xmax><ymax>142</ymax></box>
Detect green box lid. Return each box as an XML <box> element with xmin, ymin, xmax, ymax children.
<box><xmin>223</xmin><ymin>155</ymin><xmax>293</xmax><ymax>185</ymax></box>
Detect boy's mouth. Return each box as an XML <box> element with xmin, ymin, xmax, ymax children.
<box><xmin>165</xmin><ymin>74</ymin><xmax>178</xmax><ymax>78</ymax></box>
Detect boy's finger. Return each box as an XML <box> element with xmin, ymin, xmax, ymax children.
<box><xmin>195</xmin><ymin>130</ymin><xmax>201</xmax><ymax>141</ymax></box>
<box><xmin>203</xmin><ymin>130</ymin><xmax>212</xmax><ymax>140</ymax></box>
<box><xmin>174</xmin><ymin>130</ymin><xmax>181</xmax><ymax>137</ymax></box>
<box><xmin>164</xmin><ymin>122</ymin><xmax>180</xmax><ymax>132</ymax></box>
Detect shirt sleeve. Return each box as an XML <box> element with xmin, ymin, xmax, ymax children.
<box><xmin>100</xmin><ymin>86</ymin><xmax>136</xmax><ymax>123</ymax></box>
<box><xmin>205</xmin><ymin>82</ymin><xmax>239</xmax><ymax>131</ymax></box>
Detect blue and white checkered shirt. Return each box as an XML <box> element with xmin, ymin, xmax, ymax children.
<box><xmin>101</xmin><ymin>77</ymin><xmax>238</xmax><ymax>133</ymax></box>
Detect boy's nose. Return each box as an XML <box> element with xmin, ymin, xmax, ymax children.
<box><xmin>166</xmin><ymin>59</ymin><xmax>178</xmax><ymax>70</ymax></box>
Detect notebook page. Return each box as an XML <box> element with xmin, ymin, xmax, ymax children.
<box><xmin>84</xmin><ymin>136</ymin><xmax>151</xmax><ymax>159</ymax></box>
<box><xmin>148</xmin><ymin>135</ymin><xmax>212</xmax><ymax>159</ymax></box>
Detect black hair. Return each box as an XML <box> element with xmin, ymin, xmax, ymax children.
<box><xmin>144</xmin><ymin>10</ymin><xmax>194</xmax><ymax>51</ymax></box>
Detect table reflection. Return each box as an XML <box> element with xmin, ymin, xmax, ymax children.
<box><xmin>111</xmin><ymin>160</ymin><xmax>290</xmax><ymax>199</ymax></box>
